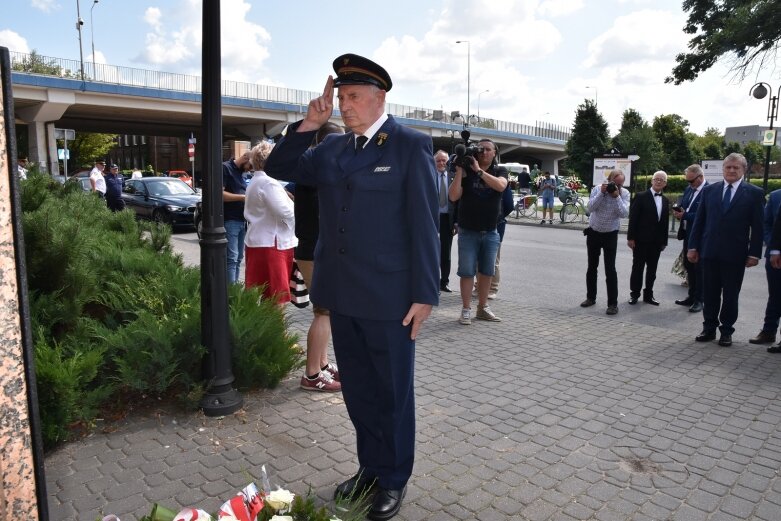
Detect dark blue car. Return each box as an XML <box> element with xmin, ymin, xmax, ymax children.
<box><xmin>121</xmin><ymin>177</ymin><xmax>201</xmax><ymax>227</ymax></box>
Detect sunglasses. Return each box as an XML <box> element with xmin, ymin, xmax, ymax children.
<box><xmin>686</xmin><ymin>174</ymin><xmax>702</xmax><ymax>184</ymax></box>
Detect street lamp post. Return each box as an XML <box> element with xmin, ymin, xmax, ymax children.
<box><xmin>90</xmin><ymin>0</ymin><xmax>99</xmax><ymax>80</ymax></box>
<box><xmin>585</xmin><ymin>85</ymin><xmax>598</xmax><ymax>106</ymax></box>
<box><xmin>75</xmin><ymin>0</ymin><xmax>85</xmax><ymax>81</ymax></box>
<box><xmin>477</xmin><ymin>89</ymin><xmax>489</xmax><ymax>120</ymax></box>
<box><xmin>750</xmin><ymin>82</ymin><xmax>780</xmax><ymax>194</ymax></box>
<box><xmin>455</xmin><ymin>40</ymin><xmax>471</xmax><ymax>121</ymax></box>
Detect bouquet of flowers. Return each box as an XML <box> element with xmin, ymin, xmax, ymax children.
<box><xmin>103</xmin><ymin>466</ymin><xmax>367</xmax><ymax>521</ymax></box>
<box><xmin>564</xmin><ymin>176</ymin><xmax>582</xmax><ymax>190</ymax></box>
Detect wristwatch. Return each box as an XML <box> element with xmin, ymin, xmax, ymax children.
<box><xmin>477</xmin><ymin>170</ymin><xmax>483</xmax><ymax>177</ymax></box>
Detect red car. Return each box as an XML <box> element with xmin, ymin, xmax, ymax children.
<box><xmin>167</xmin><ymin>170</ymin><xmax>193</xmax><ymax>188</ymax></box>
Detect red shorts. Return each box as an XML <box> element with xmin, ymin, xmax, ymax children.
<box><xmin>245</xmin><ymin>246</ymin><xmax>294</xmax><ymax>304</ymax></box>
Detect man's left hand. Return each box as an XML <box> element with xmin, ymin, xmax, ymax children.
<box><xmin>746</xmin><ymin>257</ymin><xmax>759</xmax><ymax>268</ymax></box>
<box><xmin>402</xmin><ymin>303</ymin><xmax>433</xmax><ymax>340</ymax></box>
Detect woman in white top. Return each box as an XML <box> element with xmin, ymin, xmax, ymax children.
<box><xmin>244</xmin><ymin>141</ymin><xmax>298</xmax><ymax>305</ymax></box>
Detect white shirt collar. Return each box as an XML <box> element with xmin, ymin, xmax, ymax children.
<box><xmin>356</xmin><ymin>113</ymin><xmax>389</xmax><ymax>148</ymax></box>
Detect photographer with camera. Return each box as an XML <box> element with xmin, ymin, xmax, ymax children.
<box><xmin>580</xmin><ymin>169</ymin><xmax>630</xmax><ymax>315</ymax></box>
<box><xmin>448</xmin><ymin>138</ymin><xmax>508</xmax><ymax>325</ymax></box>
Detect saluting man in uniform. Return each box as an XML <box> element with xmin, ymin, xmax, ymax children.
<box><xmin>264</xmin><ymin>54</ymin><xmax>439</xmax><ymax>521</ymax></box>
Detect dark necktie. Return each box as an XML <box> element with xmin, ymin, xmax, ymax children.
<box><xmin>356</xmin><ymin>135</ymin><xmax>368</xmax><ymax>152</ymax></box>
<box><xmin>654</xmin><ymin>192</ymin><xmax>662</xmax><ymax>197</ymax></box>
<box><xmin>722</xmin><ymin>183</ymin><xmax>732</xmax><ymax>211</ymax></box>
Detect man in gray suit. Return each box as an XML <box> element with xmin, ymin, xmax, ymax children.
<box><xmin>265</xmin><ymin>53</ymin><xmax>439</xmax><ymax>521</ymax></box>
<box><xmin>434</xmin><ymin>150</ymin><xmax>456</xmax><ymax>292</ymax></box>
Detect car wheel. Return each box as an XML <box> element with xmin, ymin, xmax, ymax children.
<box><xmin>195</xmin><ymin>216</ymin><xmax>203</xmax><ymax>239</ymax></box>
<box><xmin>152</xmin><ymin>209</ymin><xmax>172</xmax><ymax>225</ymax></box>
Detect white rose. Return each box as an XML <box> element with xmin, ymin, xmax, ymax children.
<box><xmin>269</xmin><ymin>517</ymin><xmax>293</xmax><ymax>521</ymax></box>
<box><xmin>266</xmin><ymin>488</ymin><xmax>296</xmax><ymax>511</ymax></box>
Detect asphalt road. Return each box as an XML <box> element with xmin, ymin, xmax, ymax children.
<box><xmin>170</xmin><ymin>220</ymin><xmax>770</xmax><ymax>341</ymax></box>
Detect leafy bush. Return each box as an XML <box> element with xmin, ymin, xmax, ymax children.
<box><xmin>20</xmin><ymin>173</ymin><xmax>300</xmax><ymax>449</ymax></box>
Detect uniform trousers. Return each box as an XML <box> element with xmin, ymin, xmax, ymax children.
<box><xmin>761</xmin><ymin>257</ymin><xmax>781</xmax><ymax>333</ymax></box>
<box><xmin>629</xmin><ymin>242</ymin><xmax>662</xmax><ymax>299</ymax></box>
<box><xmin>701</xmin><ymin>258</ymin><xmax>747</xmax><ymax>335</ymax></box>
<box><xmin>329</xmin><ymin>312</ymin><xmax>416</xmax><ymax>490</ymax></box>
<box><xmin>586</xmin><ymin>230</ymin><xmax>618</xmax><ymax>306</ymax></box>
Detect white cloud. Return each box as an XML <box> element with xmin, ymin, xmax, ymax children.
<box><xmin>0</xmin><ymin>30</ymin><xmax>30</xmax><ymax>53</ymax></box>
<box><xmin>538</xmin><ymin>0</ymin><xmax>584</xmax><ymax>17</ymax></box>
<box><xmin>31</xmin><ymin>0</ymin><xmax>59</xmax><ymax>13</ymax></box>
<box><xmin>582</xmin><ymin>9</ymin><xmax>687</xmax><ymax>69</ymax></box>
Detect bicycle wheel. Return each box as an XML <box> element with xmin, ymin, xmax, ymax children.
<box><xmin>520</xmin><ymin>196</ymin><xmax>536</xmax><ymax>217</ymax></box>
<box><xmin>560</xmin><ymin>202</ymin><xmax>579</xmax><ymax>223</ymax></box>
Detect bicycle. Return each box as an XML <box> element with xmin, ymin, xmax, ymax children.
<box><xmin>559</xmin><ymin>190</ymin><xmax>588</xmax><ymax>223</ymax></box>
<box><xmin>514</xmin><ymin>192</ymin><xmax>538</xmax><ymax>219</ymax></box>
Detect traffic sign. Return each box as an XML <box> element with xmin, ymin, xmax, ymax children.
<box><xmin>188</xmin><ymin>144</ymin><xmax>195</xmax><ymax>158</ymax></box>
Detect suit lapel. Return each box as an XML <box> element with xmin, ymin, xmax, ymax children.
<box><xmin>336</xmin><ymin>117</ymin><xmax>397</xmax><ymax>176</ymax></box>
<box><xmin>726</xmin><ymin>180</ymin><xmax>748</xmax><ymax>212</ymax></box>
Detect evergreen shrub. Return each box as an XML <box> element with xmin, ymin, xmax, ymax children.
<box><xmin>20</xmin><ymin>173</ymin><xmax>301</xmax><ymax>449</ymax></box>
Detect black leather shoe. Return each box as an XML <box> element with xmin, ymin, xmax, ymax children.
<box><xmin>718</xmin><ymin>334</ymin><xmax>733</xmax><ymax>347</ymax></box>
<box><xmin>580</xmin><ymin>298</ymin><xmax>596</xmax><ymax>307</ymax></box>
<box><xmin>689</xmin><ymin>301</ymin><xmax>703</xmax><ymax>313</ymax></box>
<box><xmin>749</xmin><ymin>330</ymin><xmax>776</xmax><ymax>344</ymax></box>
<box><xmin>440</xmin><ymin>284</ymin><xmax>452</xmax><ymax>293</ymax></box>
<box><xmin>675</xmin><ymin>298</ymin><xmax>694</xmax><ymax>306</ymax></box>
<box><xmin>628</xmin><ymin>296</ymin><xmax>638</xmax><ymax>305</ymax></box>
<box><xmin>334</xmin><ymin>473</ymin><xmax>377</xmax><ymax>501</ymax></box>
<box><xmin>767</xmin><ymin>342</ymin><xmax>781</xmax><ymax>353</ymax></box>
<box><xmin>696</xmin><ymin>330</ymin><xmax>716</xmax><ymax>342</ymax></box>
<box><xmin>368</xmin><ymin>486</ymin><xmax>406</xmax><ymax>521</ymax></box>
<box><xmin>643</xmin><ymin>296</ymin><xmax>660</xmax><ymax>306</ymax></box>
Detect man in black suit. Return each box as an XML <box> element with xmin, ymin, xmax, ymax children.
<box><xmin>688</xmin><ymin>153</ymin><xmax>765</xmax><ymax>347</ymax></box>
<box><xmin>760</xmin><ymin>191</ymin><xmax>781</xmax><ymax>352</ymax></box>
<box><xmin>672</xmin><ymin>164</ymin><xmax>707</xmax><ymax>312</ymax></box>
<box><xmin>627</xmin><ymin>171</ymin><xmax>669</xmax><ymax>305</ymax></box>
<box><xmin>434</xmin><ymin>150</ymin><xmax>457</xmax><ymax>293</ymax></box>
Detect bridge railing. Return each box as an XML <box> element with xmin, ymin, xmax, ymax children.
<box><xmin>9</xmin><ymin>51</ymin><xmax>570</xmax><ymax>141</ymax></box>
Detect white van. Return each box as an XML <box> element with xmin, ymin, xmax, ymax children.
<box><xmin>498</xmin><ymin>162</ymin><xmax>530</xmax><ymax>180</ymax></box>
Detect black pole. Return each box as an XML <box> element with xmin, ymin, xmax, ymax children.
<box><xmin>199</xmin><ymin>0</ymin><xmax>242</xmax><ymax>416</ymax></box>
<box><xmin>763</xmin><ymin>93</ymin><xmax>777</xmax><ymax>194</ymax></box>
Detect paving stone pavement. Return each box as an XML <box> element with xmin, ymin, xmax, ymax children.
<box><xmin>45</xmin><ymin>290</ymin><xmax>781</xmax><ymax>520</ymax></box>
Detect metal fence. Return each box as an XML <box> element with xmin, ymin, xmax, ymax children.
<box><xmin>9</xmin><ymin>51</ymin><xmax>570</xmax><ymax>141</ymax></box>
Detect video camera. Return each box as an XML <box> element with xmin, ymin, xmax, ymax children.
<box><xmin>449</xmin><ymin>129</ymin><xmax>481</xmax><ymax>174</ymax></box>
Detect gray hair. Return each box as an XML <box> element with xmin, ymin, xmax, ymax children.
<box><xmin>651</xmin><ymin>170</ymin><xmax>668</xmax><ymax>182</ymax></box>
<box><xmin>724</xmin><ymin>152</ymin><xmax>747</xmax><ymax>170</ymax></box>
<box><xmin>607</xmin><ymin>169</ymin><xmax>625</xmax><ymax>182</ymax></box>
<box><xmin>685</xmin><ymin>164</ymin><xmax>703</xmax><ymax>176</ymax></box>
<box><xmin>249</xmin><ymin>141</ymin><xmax>274</xmax><ymax>171</ymax></box>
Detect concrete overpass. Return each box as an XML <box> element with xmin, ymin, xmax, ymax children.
<box><xmin>10</xmin><ymin>52</ymin><xmax>569</xmax><ymax>175</ymax></box>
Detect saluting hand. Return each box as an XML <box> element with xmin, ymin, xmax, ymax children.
<box><xmin>300</xmin><ymin>76</ymin><xmax>334</xmax><ymax>132</ymax></box>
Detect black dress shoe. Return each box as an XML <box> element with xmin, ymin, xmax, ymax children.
<box><xmin>643</xmin><ymin>296</ymin><xmax>660</xmax><ymax>306</ymax></box>
<box><xmin>696</xmin><ymin>330</ymin><xmax>717</xmax><ymax>342</ymax></box>
<box><xmin>767</xmin><ymin>342</ymin><xmax>781</xmax><ymax>353</ymax></box>
<box><xmin>749</xmin><ymin>330</ymin><xmax>776</xmax><ymax>344</ymax></box>
<box><xmin>628</xmin><ymin>296</ymin><xmax>638</xmax><ymax>305</ymax></box>
<box><xmin>368</xmin><ymin>486</ymin><xmax>406</xmax><ymax>521</ymax></box>
<box><xmin>689</xmin><ymin>301</ymin><xmax>703</xmax><ymax>313</ymax></box>
<box><xmin>440</xmin><ymin>284</ymin><xmax>452</xmax><ymax>293</ymax></box>
<box><xmin>675</xmin><ymin>298</ymin><xmax>694</xmax><ymax>306</ymax></box>
<box><xmin>718</xmin><ymin>334</ymin><xmax>732</xmax><ymax>347</ymax></box>
<box><xmin>334</xmin><ymin>472</ymin><xmax>377</xmax><ymax>501</ymax></box>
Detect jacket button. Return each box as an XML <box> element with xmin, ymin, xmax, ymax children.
<box><xmin>342</xmin><ymin>206</ymin><xmax>348</xmax><ymax>212</ymax></box>
<box><xmin>339</xmin><ymin>227</ymin><xmax>345</xmax><ymax>233</ymax></box>
<box><xmin>339</xmin><ymin>248</ymin><xmax>345</xmax><ymax>254</ymax></box>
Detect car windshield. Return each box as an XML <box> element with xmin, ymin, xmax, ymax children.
<box><xmin>146</xmin><ymin>180</ymin><xmax>194</xmax><ymax>196</ymax></box>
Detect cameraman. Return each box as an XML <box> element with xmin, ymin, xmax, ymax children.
<box><xmin>580</xmin><ymin>169</ymin><xmax>630</xmax><ymax>315</ymax></box>
<box><xmin>448</xmin><ymin>138</ymin><xmax>508</xmax><ymax>325</ymax></box>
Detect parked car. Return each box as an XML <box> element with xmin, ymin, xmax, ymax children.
<box><xmin>194</xmin><ymin>201</ymin><xmax>203</xmax><ymax>239</ymax></box>
<box><xmin>167</xmin><ymin>170</ymin><xmax>193</xmax><ymax>188</ymax></box>
<box><xmin>65</xmin><ymin>176</ymin><xmax>92</xmax><ymax>192</ymax></box>
<box><xmin>69</xmin><ymin>167</ymin><xmax>92</xmax><ymax>178</ymax></box>
<box><xmin>121</xmin><ymin>177</ymin><xmax>201</xmax><ymax>227</ymax></box>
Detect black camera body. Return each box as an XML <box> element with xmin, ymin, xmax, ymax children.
<box><xmin>606</xmin><ymin>181</ymin><xmax>618</xmax><ymax>194</ymax></box>
<box><xmin>449</xmin><ymin>129</ymin><xmax>480</xmax><ymax>174</ymax></box>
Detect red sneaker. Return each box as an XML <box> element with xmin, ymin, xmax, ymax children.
<box><xmin>300</xmin><ymin>371</ymin><xmax>341</xmax><ymax>392</ymax></box>
<box><xmin>322</xmin><ymin>362</ymin><xmax>340</xmax><ymax>381</ymax></box>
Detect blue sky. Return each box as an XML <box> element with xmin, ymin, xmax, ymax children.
<box><xmin>2</xmin><ymin>0</ymin><xmax>779</xmax><ymax>136</ymax></box>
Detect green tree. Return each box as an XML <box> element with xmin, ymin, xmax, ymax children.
<box><xmin>652</xmin><ymin>114</ymin><xmax>694</xmax><ymax>172</ymax></box>
<box><xmin>743</xmin><ymin>140</ymin><xmax>765</xmax><ymax>172</ymax></box>
<box><xmin>612</xmin><ymin>109</ymin><xmax>663</xmax><ymax>174</ymax></box>
<box><xmin>667</xmin><ymin>0</ymin><xmax>781</xmax><ymax>84</ymax></box>
<box><xmin>12</xmin><ymin>49</ymin><xmax>77</xmax><ymax>77</ymax></box>
<box><xmin>61</xmin><ymin>132</ymin><xmax>118</xmax><ymax>172</ymax></box>
<box><xmin>565</xmin><ymin>99</ymin><xmax>609</xmax><ymax>186</ymax></box>
<box><xmin>688</xmin><ymin>127</ymin><xmax>724</xmax><ymax>161</ymax></box>
<box><xmin>725</xmin><ymin>141</ymin><xmax>743</xmax><ymax>155</ymax></box>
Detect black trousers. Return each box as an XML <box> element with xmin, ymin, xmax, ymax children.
<box><xmin>701</xmin><ymin>258</ymin><xmax>746</xmax><ymax>335</ymax></box>
<box><xmin>682</xmin><ymin>238</ymin><xmax>703</xmax><ymax>302</ymax></box>
<box><xmin>586</xmin><ymin>230</ymin><xmax>618</xmax><ymax>306</ymax></box>
<box><xmin>762</xmin><ymin>257</ymin><xmax>781</xmax><ymax>333</ymax></box>
<box><xmin>629</xmin><ymin>242</ymin><xmax>662</xmax><ymax>299</ymax></box>
<box><xmin>439</xmin><ymin>213</ymin><xmax>453</xmax><ymax>286</ymax></box>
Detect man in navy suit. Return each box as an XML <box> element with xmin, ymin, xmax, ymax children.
<box><xmin>672</xmin><ymin>164</ymin><xmax>708</xmax><ymax>312</ymax></box>
<box><xmin>627</xmin><ymin>170</ymin><xmax>669</xmax><ymax>305</ymax></box>
<box><xmin>748</xmin><ymin>187</ymin><xmax>781</xmax><ymax>349</ymax></box>
<box><xmin>688</xmin><ymin>153</ymin><xmax>765</xmax><ymax>347</ymax></box>
<box><xmin>264</xmin><ymin>54</ymin><xmax>439</xmax><ymax>521</ymax></box>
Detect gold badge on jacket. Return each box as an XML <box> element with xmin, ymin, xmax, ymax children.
<box><xmin>376</xmin><ymin>132</ymin><xmax>388</xmax><ymax>147</ymax></box>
